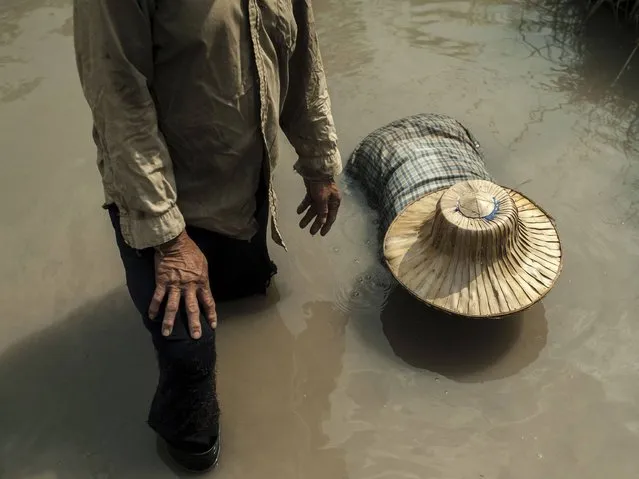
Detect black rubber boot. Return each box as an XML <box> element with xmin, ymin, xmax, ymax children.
<box><xmin>165</xmin><ymin>425</ymin><xmax>221</xmax><ymax>473</ymax></box>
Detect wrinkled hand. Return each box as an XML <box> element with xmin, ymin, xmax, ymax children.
<box><xmin>148</xmin><ymin>231</ymin><xmax>217</xmax><ymax>339</ymax></box>
<box><xmin>297</xmin><ymin>178</ymin><xmax>341</xmax><ymax>236</ymax></box>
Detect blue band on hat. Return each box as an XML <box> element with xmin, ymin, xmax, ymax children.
<box><xmin>483</xmin><ymin>197</ymin><xmax>500</xmax><ymax>220</ymax></box>
<box><xmin>454</xmin><ymin>197</ymin><xmax>500</xmax><ymax>220</ymax></box>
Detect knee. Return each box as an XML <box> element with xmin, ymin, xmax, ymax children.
<box><xmin>151</xmin><ymin>320</ymin><xmax>217</xmax><ymax>379</ymax></box>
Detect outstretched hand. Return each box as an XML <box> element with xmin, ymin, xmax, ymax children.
<box><xmin>148</xmin><ymin>231</ymin><xmax>217</xmax><ymax>339</ymax></box>
<box><xmin>297</xmin><ymin>178</ymin><xmax>342</xmax><ymax>236</ymax></box>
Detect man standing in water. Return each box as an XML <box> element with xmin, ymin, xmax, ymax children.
<box><xmin>74</xmin><ymin>0</ymin><xmax>342</xmax><ymax>472</ymax></box>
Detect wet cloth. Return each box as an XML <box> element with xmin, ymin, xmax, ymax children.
<box><xmin>346</xmin><ymin>113</ymin><xmax>493</xmax><ymax>239</ymax></box>
<box><xmin>74</xmin><ymin>0</ymin><xmax>342</xmax><ymax>250</ymax></box>
<box><xmin>108</xmin><ymin>179</ymin><xmax>276</xmax><ymax>448</ymax></box>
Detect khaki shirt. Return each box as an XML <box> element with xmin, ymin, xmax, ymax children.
<box><xmin>74</xmin><ymin>0</ymin><xmax>342</xmax><ymax>250</ymax></box>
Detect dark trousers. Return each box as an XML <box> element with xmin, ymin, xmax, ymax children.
<box><xmin>108</xmin><ymin>191</ymin><xmax>276</xmax><ymax>449</ymax></box>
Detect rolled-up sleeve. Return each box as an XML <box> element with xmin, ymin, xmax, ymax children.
<box><xmin>74</xmin><ymin>0</ymin><xmax>185</xmax><ymax>249</ymax></box>
<box><xmin>280</xmin><ymin>0</ymin><xmax>343</xmax><ymax>180</ymax></box>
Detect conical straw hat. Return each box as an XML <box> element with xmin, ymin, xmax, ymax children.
<box><xmin>383</xmin><ymin>180</ymin><xmax>562</xmax><ymax>318</ymax></box>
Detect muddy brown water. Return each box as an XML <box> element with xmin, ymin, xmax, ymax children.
<box><xmin>1</xmin><ymin>0</ymin><xmax>638</xmax><ymax>478</ymax></box>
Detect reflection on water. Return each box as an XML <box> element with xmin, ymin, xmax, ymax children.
<box><xmin>380</xmin><ymin>288</ymin><xmax>548</xmax><ymax>382</ymax></box>
<box><xmin>215</xmin><ymin>298</ymin><xmax>350</xmax><ymax>478</ymax></box>
<box><xmin>0</xmin><ymin>76</ymin><xmax>42</xmax><ymax>103</ymax></box>
<box><xmin>389</xmin><ymin>0</ymin><xmax>517</xmax><ymax>57</ymax></box>
<box><xmin>314</xmin><ymin>0</ymin><xmax>375</xmax><ymax>77</ymax></box>
<box><xmin>518</xmin><ymin>0</ymin><xmax>639</xmax><ymax>156</ymax></box>
<box><xmin>0</xmin><ymin>0</ymin><xmax>70</xmax><ymax>45</ymax></box>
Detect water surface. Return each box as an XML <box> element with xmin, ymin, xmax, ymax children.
<box><xmin>1</xmin><ymin>0</ymin><xmax>638</xmax><ymax>477</ymax></box>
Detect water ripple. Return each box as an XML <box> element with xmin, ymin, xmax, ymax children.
<box><xmin>334</xmin><ymin>263</ymin><xmax>396</xmax><ymax>315</ymax></box>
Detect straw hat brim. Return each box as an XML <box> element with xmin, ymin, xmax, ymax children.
<box><xmin>383</xmin><ymin>187</ymin><xmax>562</xmax><ymax>318</ymax></box>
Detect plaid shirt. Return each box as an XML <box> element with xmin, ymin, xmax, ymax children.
<box><xmin>346</xmin><ymin>113</ymin><xmax>493</xmax><ymax>235</ymax></box>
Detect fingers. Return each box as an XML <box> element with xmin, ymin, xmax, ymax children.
<box><xmin>298</xmin><ymin>193</ymin><xmax>316</xmax><ymax>230</ymax></box>
<box><xmin>310</xmin><ymin>201</ymin><xmax>328</xmax><ymax>235</ymax></box>
<box><xmin>184</xmin><ymin>287</ymin><xmax>202</xmax><ymax>339</ymax></box>
<box><xmin>299</xmin><ymin>180</ymin><xmax>341</xmax><ymax>236</ymax></box>
<box><xmin>321</xmin><ymin>196</ymin><xmax>341</xmax><ymax>236</ymax></box>
<box><xmin>297</xmin><ymin>194</ymin><xmax>312</xmax><ymax>215</ymax></box>
<box><xmin>308</xmin><ymin>190</ymin><xmax>329</xmax><ymax>235</ymax></box>
<box><xmin>151</xmin><ymin>284</ymin><xmax>216</xmax><ymax>339</ymax></box>
<box><xmin>299</xmin><ymin>207</ymin><xmax>316</xmax><ymax>229</ymax></box>
<box><xmin>148</xmin><ymin>284</ymin><xmax>167</xmax><ymax>320</ymax></box>
<box><xmin>162</xmin><ymin>288</ymin><xmax>181</xmax><ymax>337</ymax></box>
<box><xmin>198</xmin><ymin>286</ymin><xmax>218</xmax><ymax>329</ymax></box>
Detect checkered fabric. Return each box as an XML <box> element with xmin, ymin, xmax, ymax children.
<box><xmin>346</xmin><ymin>113</ymin><xmax>493</xmax><ymax>236</ymax></box>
